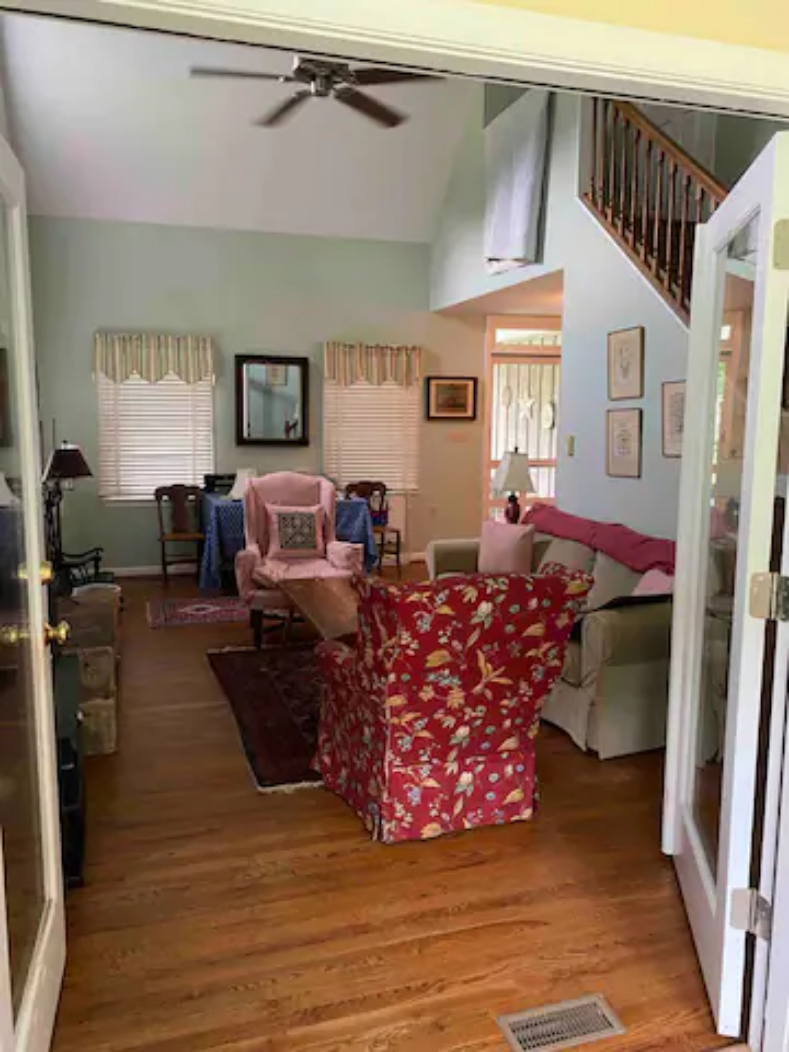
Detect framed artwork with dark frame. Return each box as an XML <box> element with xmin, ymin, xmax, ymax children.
<box><xmin>425</xmin><ymin>376</ymin><xmax>478</xmax><ymax>421</ymax></box>
<box><xmin>607</xmin><ymin>326</ymin><xmax>645</xmax><ymax>401</ymax></box>
<box><xmin>606</xmin><ymin>407</ymin><xmax>642</xmax><ymax>478</ymax></box>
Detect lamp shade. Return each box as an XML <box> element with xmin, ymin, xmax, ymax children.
<box><xmin>493</xmin><ymin>450</ymin><xmax>535</xmax><ymax>495</ymax></box>
<box><xmin>45</xmin><ymin>441</ymin><xmax>93</xmax><ymax>482</ymax></box>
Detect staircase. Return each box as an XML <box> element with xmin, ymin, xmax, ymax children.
<box><xmin>583</xmin><ymin>99</ymin><xmax>728</xmax><ymax>321</ymax></box>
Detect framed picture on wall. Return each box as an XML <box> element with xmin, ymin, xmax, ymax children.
<box><xmin>607</xmin><ymin>326</ymin><xmax>644</xmax><ymax>400</ymax></box>
<box><xmin>265</xmin><ymin>364</ymin><xmax>288</xmax><ymax>386</ymax></box>
<box><xmin>662</xmin><ymin>380</ymin><xmax>686</xmax><ymax>457</ymax></box>
<box><xmin>425</xmin><ymin>376</ymin><xmax>478</xmax><ymax>420</ymax></box>
<box><xmin>606</xmin><ymin>408</ymin><xmax>642</xmax><ymax>478</ymax></box>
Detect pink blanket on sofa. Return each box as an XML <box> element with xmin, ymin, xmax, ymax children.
<box><xmin>524</xmin><ymin>504</ymin><xmax>676</xmax><ymax>574</ymax></box>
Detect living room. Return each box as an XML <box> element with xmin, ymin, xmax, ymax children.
<box><xmin>1</xmin><ymin>5</ymin><xmax>784</xmax><ymax>1052</ymax></box>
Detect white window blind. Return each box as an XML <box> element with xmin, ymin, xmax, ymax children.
<box><xmin>97</xmin><ymin>373</ymin><xmax>215</xmax><ymax>500</ymax></box>
<box><xmin>323</xmin><ymin>380</ymin><xmax>420</xmax><ymax>491</ymax></box>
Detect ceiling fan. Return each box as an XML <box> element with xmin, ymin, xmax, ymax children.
<box><xmin>190</xmin><ymin>56</ymin><xmax>442</xmax><ymax>128</ymax></box>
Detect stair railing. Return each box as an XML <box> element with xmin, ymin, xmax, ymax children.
<box><xmin>584</xmin><ymin>98</ymin><xmax>727</xmax><ymax>319</ymax></box>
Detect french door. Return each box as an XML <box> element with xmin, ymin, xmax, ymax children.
<box><xmin>664</xmin><ymin>132</ymin><xmax>789</xmax><ymax>1039</ymax></box>
<box><xmin>0</xmin><ymin>135</ymin><xmax>65</xmax><ymax>1048</ymax></box>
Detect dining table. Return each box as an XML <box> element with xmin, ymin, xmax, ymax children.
<box><xmin>199</xmin><ymin>492</ymin><xmax>378</xmax><ymax>591</ymax></box>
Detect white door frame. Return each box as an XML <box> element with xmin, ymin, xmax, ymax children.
<box><xmin>0</xmin><ymin>133</ymin><xmax>65</xmax><ymax>1051</ymax></box>
<box><xmin>3</xmin><ymin>0</ymin><xmax>789</xmax><ymax>119</ymax></box>
<box><xmin>3</xmin><ymin>1</ymin><xmax>789</xmax><ymax>1048</ymax></box>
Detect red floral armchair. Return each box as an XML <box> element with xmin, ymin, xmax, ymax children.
<box><xmin>314</xmin><ymin>567</ymin><xmax>591</xmax><ymax>844</ymax></box>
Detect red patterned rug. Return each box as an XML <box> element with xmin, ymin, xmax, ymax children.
<box><xmin>208</xmin><ymin>644</ymin><xmax>323</xmax><ymax>791</ymax></box>
<box><xmin>147</xmin><ymin>596</ymin><xmax>249</xmax><ymax>628</ymax></box>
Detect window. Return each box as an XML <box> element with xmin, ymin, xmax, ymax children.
<box><xmin>97</xmin><ymin>373</ymin><xmax>215</xmax><ymax>500</ymax></box>
<box><xmin>323</xmin><ymin>379</ymin><xmax>420</xmax><ymax>491</ymax></box>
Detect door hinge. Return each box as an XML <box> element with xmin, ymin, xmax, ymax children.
<box><xmin>731</xmin><ymin>888</ymin><xmax>773</xmax><ymax>940</ymax></box>
<box><xmin>749</xmin><ymin>572</ymin><xmax>789</xmax><ymax>621</ymax></box>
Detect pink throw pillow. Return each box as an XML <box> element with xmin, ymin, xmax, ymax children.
<box><xmin>632</xmin><ymin>568</ymin><xmax>674</xmax><ymax>597</ymax></box>
<box><xmin>266</xmin><ymin>504</ymin><xmax>325</xmax><ymax>560</ymax></box>
<box><xmin>478</xmin><ymin>521</ymin><xmax>535</xmax><ymax>574</ymax></box>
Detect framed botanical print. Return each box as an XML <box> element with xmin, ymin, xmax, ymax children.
<box><xmin>662</xmin><ymin>380</ymin><xmax>686</xmax><ymax>458</ymax></box>
<box><xmin>606</xmin><ymin>408</ymin><xmax>642</xmax><ymax>478</ymax></box>
<box><xmin>608</xmin><ymin>326</ymin><xmax>645</xmax><ymax>400</ymax></box>
<box><xmin>425</xmin><ymin>376</ymin><xmax>478</xmax><ymax>420</ymax></box>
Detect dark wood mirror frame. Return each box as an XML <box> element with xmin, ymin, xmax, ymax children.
<box><xmin>235</xmin><ymin>354</ymin><xmax>310</xmax><ymax>447</ymax></box>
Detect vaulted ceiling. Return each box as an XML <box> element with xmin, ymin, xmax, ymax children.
<box><xmin>1</xmin><ymin>15</ymin><xmax>477</xmax><ymax>243</ymax></box>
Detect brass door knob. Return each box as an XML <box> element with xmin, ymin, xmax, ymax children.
<box><xmin>44</xmin><ymin>621</ymin><xmax>70</xmax><ymax>646</ymax></box>
<box><xmin>17</xmin><ymin>561</ymin><xmax>53</xmax><ymax>584</ymax></box>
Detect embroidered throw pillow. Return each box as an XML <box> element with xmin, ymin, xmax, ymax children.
<box><xmin>266</xmin><ymin>504</ymin><xmax>325</xmax><ymax>560</ymax></box>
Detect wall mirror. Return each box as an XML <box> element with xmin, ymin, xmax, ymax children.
<box><xmin>235</xmin><ymin>354</ymin><xmax>309</xmax><ymax>446</ymax></box>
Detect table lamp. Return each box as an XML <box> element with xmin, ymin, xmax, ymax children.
<box><xmin>493</xmin><ymin>449</ymin><xmax>534</xmax><ymax>524</ymax></box>
<box><xmin>43</xmin><ymin>440</ymin><xmax>93</xmax><ymax>565</ymax></box>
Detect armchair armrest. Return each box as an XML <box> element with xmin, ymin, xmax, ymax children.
<box><xmin>425</xmin><ymin>538</ymin><xmax>480</xmax><ymax>580</ymax></box>
<box><xmin>582</xmin><ymin>601</ymin><xmax>672</xmax><ymax>675</ymax></box>
<box><xmin>235</xmin><ymin>543</ymin><xmax>262</xmax><ymax>601</ymax></box>
<box><xmin>327</xmin><ymin>540</ymin><xmax>363</xmax><ymax>575</ymax></box>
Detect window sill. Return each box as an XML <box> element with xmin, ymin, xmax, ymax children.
<box><xmin>101</xmin><ymin>497</ymin><xmax>157</xmax><ymax>507</ymax></box>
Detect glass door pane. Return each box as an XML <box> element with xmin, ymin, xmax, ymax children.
<box><xmin>692</xmin><ymin>218</ymin><xmax>758</xmax><ymax>875</ymax></box>
<box><xmin>0</xmin><ymin>200</ymin><xmax>45</xmax><ymax>1015</ymax></box>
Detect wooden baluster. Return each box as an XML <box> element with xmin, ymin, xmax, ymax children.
<box><xmin>618</xmin><ymin>115</ymin><xmax>628</xmax><ymax>236</ymax></box>
<box><xmin>665</xmin><ymin>158</ymin><xmax>676</xmax><ymax>293</ymax></box>
<box><xmin>607</xmin><ymin>105</ymin><xmax>618</xmax><ymax>224</ymax></box>
<box><xmin>652</xmin><ymin>147</ymin><xmax>664</xmax><ymax>276</ymax></box>
<box><xmin>677</xmin><ymin>172</ymin><xmax>691</xmax><ymax>309</ymax></box>
<box><xmin>641</xmin><ymin>138</ymin><xmax>651</xmax><ymax>263</ymax></box>
<box><xmin>629</xmin><ymin>128</ymin><xmax>640</xmax><ymax>250</ymax></box>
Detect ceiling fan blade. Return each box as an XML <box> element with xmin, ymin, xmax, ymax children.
<box><xmin>352</xmin><ymin>68</ymin><xmax>442</xmax><ymax>86</ymax></box>
<box><xmin>334</xmin><ymin>86</ymin><xmax>405</xmax><ymax>128</ymax></box>
<box><xmin>191</xmin><ymin>66</ymin><xmax>293</xmax><ymax>82</ymax></box>
<box><xmin>255</xmin><ymin>90</ymin><xmax>311</xmax><ymax>127</ymax></box>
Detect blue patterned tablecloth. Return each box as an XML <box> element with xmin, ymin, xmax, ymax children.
<box><xmin>199</xmin><ymin>493</ymin><xmax>377</xmax><ymax>591</ymax></box>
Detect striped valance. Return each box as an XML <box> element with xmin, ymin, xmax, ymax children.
<box><xmin>94</xmin><ymin>332</ymin><xmax>215</xmax><ymax>384</ymax></box>
<box><xmin>324</xmin><ymin>342</ymin><xmax>422</xmax><ymax>388</ymax></box>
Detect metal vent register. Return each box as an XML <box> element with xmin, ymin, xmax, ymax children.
<box><xmin>497</xmin><ymin>995</ymin><xmax>625</xmax><ymax>1052</ymax></box>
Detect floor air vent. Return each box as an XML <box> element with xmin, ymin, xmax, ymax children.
<box><xmin>497</xmin><ymin>994</ymin><xmax>625</xmax><ymax>1051</ymax></box>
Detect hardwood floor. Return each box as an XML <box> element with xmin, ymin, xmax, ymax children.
<box><xmin>53</xmin><ymin>576</ymin><xmax>731</xmax><ymax>1052</ymax></box>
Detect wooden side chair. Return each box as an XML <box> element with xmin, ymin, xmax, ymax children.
<box><xmin>154</xmin><ymin>485</ymin><xmax>205</xmax><ymax>584</ymax></box>
<box><xmin>344</xmin><ymin>480</ymin><xmax>402</xmax><ymax>578</ymax></box>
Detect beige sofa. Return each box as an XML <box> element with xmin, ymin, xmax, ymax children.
<box><xmin>426</xmin><ymin>533</ymin><xmax>672</xmax><ymax>759</ymax></box>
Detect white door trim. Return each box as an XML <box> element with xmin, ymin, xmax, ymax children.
<box><xmin>3</xmin><ymin>0</ymin><xmax>789</xmax><ymax>118</ymax></box>
<box><xmin>0</xmin><ymin>133</ymin><xmax>65</xmax><ymax>1052</ymax></box>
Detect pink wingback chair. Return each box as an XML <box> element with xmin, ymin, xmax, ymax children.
<box><xmin>235</xmin><ymin>472</ymin><xmax>363</xmax><ymax>646</ymax></box>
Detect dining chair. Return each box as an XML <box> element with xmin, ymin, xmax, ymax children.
<box><xmin>344</xmin><ymin>480</ymin><xmax>402</xmax><ymax>577</ymax></box>
<box><xmin>154</xmin><ymin>484</ymin><xmax>205</xmax><ymax>584</ymax></box>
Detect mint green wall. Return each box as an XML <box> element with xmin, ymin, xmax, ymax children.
<box><xmin>30</xmin><ymin>216</ymin><xmax>484</xmax><ymax>568</ymax></box>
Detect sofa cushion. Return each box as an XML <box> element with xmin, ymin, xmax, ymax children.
<box><xmin>586</xmin><ymin>552</ymin><xmax>642</xmax><ymax>611</ymax></box>
<box><xmin>562</xmin><ymin>640</ymin><xmax>582</xmax><ymax>687</ymax></box>
<box><xmin>479</xmin><ymin>521</ymin><xmax>535</xmax><ymax>573</ymax></box>
<box><xmin>538</xmin><ymin>537</ymin><xmax>595</xmax><ymax>575</ymax></box>
<box><xmin>266</xmin><ymin>504</ymin><xmax>325</xmax><ymax>559</ymax></box>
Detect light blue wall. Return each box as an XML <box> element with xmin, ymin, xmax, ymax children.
<box><xmin>431</xmin><ymin>94</ymin><xmax>688</xmax><ymax>538</ymax></box>
<box><xmin>30</xmin><ymin>216</ymin><xmax>484</xmax><ymax>567</ymax></box>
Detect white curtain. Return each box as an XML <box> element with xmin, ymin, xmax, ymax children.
<box><xmin>485</xmin><ymin>90</ymin><xmax>551</xmax><ymax>273</ymax></box>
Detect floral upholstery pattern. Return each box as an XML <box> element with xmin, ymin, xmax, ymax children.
<box><xmin>314</xmin><ymin>568</ymin><xmax>591</xmax><ymax>844</ymax></box>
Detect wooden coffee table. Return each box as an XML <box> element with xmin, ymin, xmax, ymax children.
<box><xmin>280</xmin><ymin>577</ymin><xmax>359</xmax><ymax>642</ymax></box>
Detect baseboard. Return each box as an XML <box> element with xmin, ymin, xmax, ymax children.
<box><xmin>106</xmin><ymin>564</ymin><xmax>197</xmax><ymax>578</ymax></box>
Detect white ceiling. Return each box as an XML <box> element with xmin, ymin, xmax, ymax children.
<box><xmin>1</xmin><ymin>15</ymin><xmax>477</xmax><ymax>243</ymax></box>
